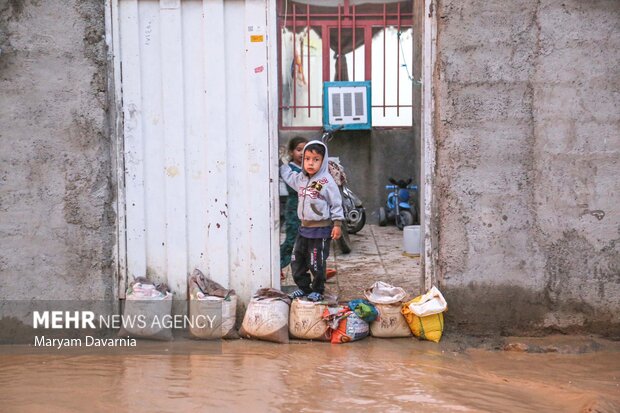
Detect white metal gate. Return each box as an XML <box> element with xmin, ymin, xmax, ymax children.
<box><xmin>112</xmin><ymin>0</ymin><xmax>279</xmax><ymax>301</ymax></box>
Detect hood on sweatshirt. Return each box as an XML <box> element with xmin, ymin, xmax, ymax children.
<box><xmin>302</xmin><ymin>140</ymin><xmax>329</xmax><ymax>177</ymax></box>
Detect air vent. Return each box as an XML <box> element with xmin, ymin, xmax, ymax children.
<box><xmin>323</xmin><ymin>81</ymin><xmax>371</xmax><ymax>130</ymax></box>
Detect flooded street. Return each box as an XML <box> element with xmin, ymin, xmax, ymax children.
<box><xmin>1</xmin><ymin>337</ymin><xmax>619</xmax><ymax>412</ymax></box>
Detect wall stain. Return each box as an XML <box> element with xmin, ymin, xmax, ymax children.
<box><xmin>544</xmin><ymin>230</ymin><xmax>620</xmax><ymax>306</ymax></box>
<box><xmin>580</xmin><ymin>209</ymin><xmax>605</xmax><ymax>221</ymax></box>
<box><xmin>165</xmin><ymin>166</ymin><xmax>179</xmax><ymax>177</ymax></box>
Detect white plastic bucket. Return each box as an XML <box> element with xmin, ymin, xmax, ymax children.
<box><xmin>403</xmin><ymin>225</ymin><xmax>421</xmax><ymax>255</ymax></box>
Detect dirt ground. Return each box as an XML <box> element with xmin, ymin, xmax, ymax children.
<box><xmin>281</xmin><ymin>224</ymin><xmax>421</xmax><ymax>301</ymax></box>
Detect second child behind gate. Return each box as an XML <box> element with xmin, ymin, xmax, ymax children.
<box><xmin>279</xmin><ymin>140</ymin><xmax>344</xmax><ymax>302</ymax></box>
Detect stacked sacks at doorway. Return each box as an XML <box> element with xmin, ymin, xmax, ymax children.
<box><xmin>401</xmin><ymin>286</ymin><xmax>448</xmax><ymax>343</ymax></box>
<box><xmin>364</xmin><ymin>281</ymin><xmax>412</xmax><ymax>338</ymax></box>
<box><xmin>118</xmin><ymin>277</ymin><xmax>173</xmax><ymax>340</ymax></box>
<box><xmin>188</xmin><ymin>269</ymin><xmax>237</xmax><ymax>339</ymax></box>
<box><xmin>239</xmin><ymin>288</ymin><xmax>291</xmax><ymax>343</ymax></box>
<box><xmin>321</xmin><ymin>300</ymin><xmax>377</xmax><ymax>344</ymax></box>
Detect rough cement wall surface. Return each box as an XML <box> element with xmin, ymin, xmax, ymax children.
<box><xmin>0</xmin><ymin>0</ymin><xmax>114</xmax><ymax>300</ymax></box>
<box><xmin>279</xmin><ymin>129</ymin><xmax>418</xmax><ymax>225</ymax></box>
<box><xmin>435</xmin><ymin>0</ymin><xmax>620</xmax><ymax>336</ymax></box>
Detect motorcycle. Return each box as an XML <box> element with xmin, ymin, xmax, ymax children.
<box><xmin>327</xmin><ymin>158</ymin><xmax>366</xmax><ymax>235</ymax></box>
<box><xmin>379</xmin><ymin>177</ymin><xmax>418</xmax><ymax>230</ymax></box>
<box><xmin>342</xmin><ymin>184</ymin><xmax>366</xmax><ymax>234</ymax></box>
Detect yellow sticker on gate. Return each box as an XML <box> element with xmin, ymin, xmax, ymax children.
<box><xmin>250</xmin><ymin>35</ymin><xmax>264</xmax><ymax>43</ymax></box>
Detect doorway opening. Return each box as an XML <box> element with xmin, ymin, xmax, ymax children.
<box><xmin>274</xmin><ymin>0</ymin><xmax>433</xmax><ymax>300</ymax></box>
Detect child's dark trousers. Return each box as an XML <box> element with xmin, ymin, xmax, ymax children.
<box><xmin>291</xmin><ymin>234</ymin><xmax>331</xmax><ymax>295</ymax></box>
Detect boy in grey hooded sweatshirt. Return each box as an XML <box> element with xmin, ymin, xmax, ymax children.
<box><xmin>279</xmin><ymin>140</ymin><xmax>344</xmax><ymax>301</ymax></box>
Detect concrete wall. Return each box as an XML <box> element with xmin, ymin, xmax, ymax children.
<box><xmin>0</xmin><ymin>0</ymin><xmax>113</xmax><ymax>300</ymax></box>
<box><xmin>279</xmin><ymin>128</ymin><xmax>419</xmax><ymax>225</ymax></box>
<box><xmin>434</xmin><ymin>0</ymin><xmax>620</xmax><ymax>336</ymax></box>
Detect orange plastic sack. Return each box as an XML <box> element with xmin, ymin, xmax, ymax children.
<box><xmin>322</xmin><ymin>306</ymin><xmax>369</xmax><ymax>344</ymax></box>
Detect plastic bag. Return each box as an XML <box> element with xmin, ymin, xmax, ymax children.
<box><xmin>348</xmin><ymin>299</ymin><xmax>379</xmax><ymax>323</ymax></box>
<box><xmin>188</xmin><ymin>268</ymin><xmax>235</xmax><ymax>299</ymax></box>
<box><xmin>364</xmin><ymin>281</ymin><xmax>407</xmax><ymax>305</ymax></box>
<box><xmin>322</xmin><ymin>306</ymin><xmax>369</xmax><ymax>344</ymax></box>
<box><xmin>407</xmin><ymin>286</ymin><xmax>447</xmax><ymax>317</ymax></box>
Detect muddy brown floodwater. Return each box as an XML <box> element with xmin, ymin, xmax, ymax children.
<box><xmin>0</xmin><ymin>337</ymin><xmax>619</xmax><ymax>413</ymax></box>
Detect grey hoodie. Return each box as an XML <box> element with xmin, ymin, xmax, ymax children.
<box><xmin>279</xmin><ymin>140</ymin><xmax>344</xmax><ymax>227</ymax></box>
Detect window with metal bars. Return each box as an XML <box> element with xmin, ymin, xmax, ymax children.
<box><xmin>278</xmin><ymin>0</ymin><xmax>414</xmax><ymax>129</ymax></box>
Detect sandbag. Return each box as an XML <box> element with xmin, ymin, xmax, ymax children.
<box><xmin>401</xmin><ymin>286</ymin><xmax>447</xmax><ymax>343</ymax></box>
<box><xmin>401</xmin><ymin>309</ymin><xmax>444</xmax><ymax>343</ymax></box>
<box><xmin>322</xmin><ymin>306</ymin><xmax>369</xmax><ymax>344</ymax></box>
<box><xmin>364</xmin><ymin>281</ymin><xmax>407</xmax><ymax>305</ymax></box>
<box><xmin>118</xmin><ymin>278</ymin><xmax>173</xmax><ymax>341</ymax></box>
<box><xmin>239</xmin><ymin>288</ymin><xmax>291</xmax><ymax>344</ymax></box>
<box><xmin>289</xmin><ymin>299</ymin><xmax>330</xmax><ymax>341</ymax></box>
<box><xmin>189</xmin><ymin>296</ymin><xmax>237</xmax><ymax>340</ymax></box>
<box><xmin>188</xmin><ymin>270</ymin><xmax>237</xmax><ymax>339</ymax></box>
<box><xmin>370</xmin><ymin>303</ymin><xmax>412</xmax><ymax>338</ymax></box>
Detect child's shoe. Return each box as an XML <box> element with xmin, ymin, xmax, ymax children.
<box><xmin>288</xmin><ymin>289</ymin><xmax>306</xmax><ymax>300</ymax></box>
<box><xmin>307</xmin><ymin>292</ymin><xmax>323</xmax><ymax>302</ymax></box>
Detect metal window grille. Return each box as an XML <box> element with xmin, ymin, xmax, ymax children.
<box><xmin>278</xmin><ymin>0</ymin><xmax>414</xmax><ymax>130</ymax></box>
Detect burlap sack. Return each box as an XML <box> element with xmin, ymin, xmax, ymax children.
<box><xmin>239</xmin><ymin>289</ymin><xmax>291</xmax><ymax>344</ymax></box>
<box><xmin>289</xmin><ymin>299</ymin><xmax>330</xmax><ymax>341</ymax></box>
<box><xmin>370</xmin><ymin>303</ymin><xmax>412</xmax><ymax>338</ymax></box>
<box><xmin>188</xmin><ymin>295</ymin><xmax>237</xmax><ymax>339</ymax></box>
<box><xmin>188</xmin><ymin>270</ymin><xmax>237</xmax><ymax>339</ymax></box>
<box><xmin>118</xmin><ymin>296</ymin><xmax>173</xmax><ymax>341</ymax></box>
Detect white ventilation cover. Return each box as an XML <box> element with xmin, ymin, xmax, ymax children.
<box><xmin>327</xmin><ymin>86</ymin><xmax>368</xmax><ymax>125</ymax></box>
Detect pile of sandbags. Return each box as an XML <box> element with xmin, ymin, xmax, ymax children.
<box><xmin>364</xmin><ymin>281</ymin><xmax>412</xmax><ymax>338</ymax></box>
<box><xmin>116</xmin><ymin>274</ymin><xmax>448</xmax><ymax>344</ymax></box>
<box><xmin>239</xmin><ymin>288</ymin><xmax>291</xmax><ymax>343</ymax></box>
<box><xmin>118</xmin><ymin>277</ymin><xmax>173</xmax><ymax>340</ymax></box>
<box><xmin>188</xmin><ymin>269</ymin><xmax>237</xmax><ymax>339</ymax></box>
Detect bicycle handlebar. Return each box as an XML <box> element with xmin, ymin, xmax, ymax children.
<box><xmin>385</xmin><ymin>185</ymin><xmax>418</xmax><ymax>190</ymax></box>
<box><xmin>320</xmin><ymin>125</ymin><xmax>345</xmax><ymax>143</ymax></box>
